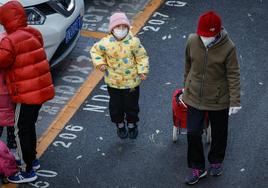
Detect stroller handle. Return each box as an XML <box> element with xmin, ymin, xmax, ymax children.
<box><xmin>179</xmin><ymin>94</ymin><xmax>187</xmax><ymax>108</ymax></box>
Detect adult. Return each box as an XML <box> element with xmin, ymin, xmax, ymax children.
<box><xmin>0</xmin><ymin>1</ymin><xmax>55</xmax><ymax>183</ymax></box>
<box><xmin>182</xmin><ymin>11</ymin><xmax>241</xmax><ymax>185</ymax></box>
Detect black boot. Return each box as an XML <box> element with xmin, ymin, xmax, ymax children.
<box><xmin>127</xmin><ymin>123</ymin><xmax>138</xmax><ymax>139</ymax></box>
<box><xmin>116</xmin><ymin>122</ymin><xmax>128</xmax><ymax>139</ymax></box>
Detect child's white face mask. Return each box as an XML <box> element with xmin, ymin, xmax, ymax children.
<box><xmin>200</xmin><ymin>36</ymin><xmax>215</xmax><ymax>47</ymax></box>
<box><xmin>113</xmin><ymin>28</ymin><xmax>128</xmax><ymax>40</ymax></box>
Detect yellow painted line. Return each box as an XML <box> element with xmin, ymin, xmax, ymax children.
<box><xmin>2</xmin><ymin>1</ymin><xmax>163</xmax><ymax>187</ymax></box>
<box><xmin>36</xmin><ymin>0</ymin><xmax>163</xmax><ymax>155</ymax></box>
<box><xmin>36</xmin><ymin>69</ymin><xmax>104</xmax><ymax>157</ymax></box>
<box><xmin>81</xmin><ymin>30</ymin><xmax>107</xmax><ymax>39</ymax></box>
<box><xmin>131</xmin><ymin>0</ymin><xmax>163</xmax><ymax>35</ymax></box>
<box><xmin>1</xmin><ymin>70</ymin><xmax>103</xmax><ymax>188</ymax></box>
<box><xmin>81</xmin><ymin>0</ymin><xmax>163</xmax><ymax>38</ymax></box>
<box><xmin>1</xmin><ymin>184</ymin><xmax>17</xmax><ymax>188</ymax></box>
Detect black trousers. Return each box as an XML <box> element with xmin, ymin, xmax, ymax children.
<box><xmin>107</xmin><ymin>86</ymin><xmax>139</xmax><ymax>124</ymax></box>
<box><xmin>0</xmin><ymin>126</ymin><xmax>16</xmax><ymax>149</ymax></box>
<box><xmin>187</xmin><ymin>105</ymin><xmax>228</xmax><ymax>170</ymax></box>
<box><xmin>15</xmin><ymin>104</ymin><xmax>42</xmax><ymax>172</ymax></box>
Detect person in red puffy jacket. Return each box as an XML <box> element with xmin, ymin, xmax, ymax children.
<box><xmin>0</xmin><ymin>1</ymin><xmax>55</xmax><ymax>183</ymax></box>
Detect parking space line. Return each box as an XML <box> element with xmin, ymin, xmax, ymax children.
<box><xmin>36</xmin><ymin>69</ymin><xmax>104</xmax><ymax>157</ymax></box>
<box><xmin>81</xmin><ymin>30</ymin><xmax>107</xmax><ymax>39</ymax></box>
<box><xmin>37</xmin><ymin>0</ymin><xmax>163</xmax><ymax>159</ymax></box>
<box><xmin>2</xmin><ymin>1</ymin><xmax>163</xmax><ymax>187</ymax></box>
<box><xmin>131</xmin><ymin>0</ymin><xmax>163</xmax><ymax>35</ymax></box>
<box><xmin>1</xmin><ymin>184</ymin><xmax>17</xmax><ymax>188</ymax></box>
<box><xmin>81</xmin><ymin>0</ymin><xmax>163</xmax><ymax>39</ymax></box>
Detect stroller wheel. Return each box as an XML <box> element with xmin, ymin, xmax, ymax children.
<box><xmin>173</xmin><ymin>126</ymin><xmax>178</xmax><ymax>142</ymax></box>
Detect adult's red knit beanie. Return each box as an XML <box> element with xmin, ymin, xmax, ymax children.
<box><xmin>197</xmin><ymin>11</ymin><xmax>222</xmax><ymax>37</ymax></box>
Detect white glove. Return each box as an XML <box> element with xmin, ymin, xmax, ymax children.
<box><xmin>229</xmin><ymin>106</ymin><xmax>242</xmax><ymax>116</ymax></box>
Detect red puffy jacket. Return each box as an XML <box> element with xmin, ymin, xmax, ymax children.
<box><xmin>0</xmin><ymin>70</ymin><xmax>14</xmax><ymax>126</ymax></box>
<box><xmin>0</xmin><ymin>1</ymin><xmax>55</xmax><ymax>104</ymax></box>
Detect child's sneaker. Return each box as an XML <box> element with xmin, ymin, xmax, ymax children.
<box><xmin>116</xmin><ymin>123</ymin><xmax>128</xmax><ymax>139</ymax></box>
<box><xmin>185</xmin><ymin>168</ymin><xmax>207</xmax><ymax>185</ymax></box>
<box><xmin>32</xmin><ymin>159</ymin><xmax>41</xmax><ymax>170</ymax></box>
<box><xmin>7</xmin><ymin>169</ymin><xmax>37</xmax><ymax>183</ymax></box>
<box><xmin>209</xmin><ymin>163</ymin><xmax>223</xmax><ymax>176</ymax></box>
<box><xmin>127</xmin><ymin>123</ymin><xmax>138</xmax><ymax>139</ymax></box>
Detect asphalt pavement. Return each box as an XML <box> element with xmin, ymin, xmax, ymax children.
<box><xmin>2</xmin><ymin>0</ymin><xmax>268</xmax><ymax>188</ymax></box>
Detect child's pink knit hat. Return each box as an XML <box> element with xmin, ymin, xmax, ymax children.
<box><xmin>108</xmin><ymin>12</ymin><xmax>130</xmax><ymax>32</ymax></box>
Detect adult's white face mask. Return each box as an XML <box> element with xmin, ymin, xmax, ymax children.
<box><xmin>200</xmin><ymin>36</ymin><xmax>216</xmax><ymax>47</ymax></box>
<box><xmin>113</xmin><ymin>28</ymin><xmax>128</xmax><ymax>40</ymax></box>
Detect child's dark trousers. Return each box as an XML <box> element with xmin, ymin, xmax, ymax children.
<box><xmin>107</xmin><ymin>86</ymin><xmax>139</xmax><ymax>124</ymax></box>
<box><xmin>0</xmin><ymin>126</ymin><xmax>16</xmax><ymax>149</ymax></box>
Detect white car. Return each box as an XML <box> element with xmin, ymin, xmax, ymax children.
<box><xmin>0</xmin><ymin>0</ymin><xmax>84</xmax><ymax>68</ymax></box>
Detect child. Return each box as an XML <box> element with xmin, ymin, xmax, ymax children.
<box><xmin>0</xmin><ymin>32</ymin><xmax>19</xmax><ymax>184</ymax></box>
<box><xmin>0</xmin><ymin>1</ymin><xmax>55</xmax><ymax>183</ymax></box>
<box><xmin>0</xmin><ymin>71</ymin><xmax>18</xmax><ymax>156</ymax></box>
<box><xmin>90</xmin><ymin>12</ymin><xmax>149</xmax><ymax>139</ymax></box>
<box><xmin>0</xmin><ymin>33</ymin><xmax>19</xmax><ymax>160</ymax></box>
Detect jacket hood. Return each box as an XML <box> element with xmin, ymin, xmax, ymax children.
<box><xmin>212</xmin><ymin>28</ymin><xmax>230</xmax><ymax>48</ymax></box>
<box><xmin>198</xmin><ymin>28</ymin><xmax>230</xmax><ymax>49</ymax></box>
<box><xmin>0</xmin><ymin>1</ymin><xmax>27</xmax><ymax>34</ymax></box>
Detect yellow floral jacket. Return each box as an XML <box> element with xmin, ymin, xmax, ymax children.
<box><xmin>90</xmin><ymin>32</ymin><xmax>149</xmax><ymax>89</ymax></box>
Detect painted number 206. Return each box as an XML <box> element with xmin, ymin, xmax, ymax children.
<box><xmin>53</xmin><ymin>124</ymin><xmax>84</xmax><ymax>148</ymax></box>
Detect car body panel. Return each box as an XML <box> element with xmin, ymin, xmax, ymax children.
<box><xmin>0</xmin><ymin>0</ymin><xmax>85</xmax><ymax>68</ymax></box>
<box><xmin>0</xmin><ymin>0</ymin><xmax>49</xmax><ymax>7</ymax></box>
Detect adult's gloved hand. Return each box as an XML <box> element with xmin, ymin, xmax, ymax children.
<box><xmin>229</xmin><ymin>106</ymin><xmax>242</xmax><ymax>116</ymax></box>
<box><xmin>179</xmin><ymin>88</ymin><xmax>187</xmax><ymax>107</ymax></box>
